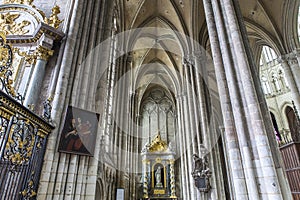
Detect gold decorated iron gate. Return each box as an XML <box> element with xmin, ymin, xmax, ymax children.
<box><xmin>0</xmin><ymin>32</ymin><xmax>53</xmax><ymax>199</ymax></box>
<box><xmin>0</xmin><ymin>92</ymin><xmax>53</xmax><ymax>199</ymax></box>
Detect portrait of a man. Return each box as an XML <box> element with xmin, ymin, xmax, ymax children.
<box><xmin>58</xmin><ymin>106</ymin><xmax>99</xmax><ymax>156</ymax></box>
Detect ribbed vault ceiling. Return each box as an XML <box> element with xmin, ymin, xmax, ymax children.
<box><xmin>120</xmin><ymin>0</ymin><xmax>298</xmax><ymax>98</ymax></box>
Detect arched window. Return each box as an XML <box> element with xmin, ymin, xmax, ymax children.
<box><xmin>140</xmin><ymin>87</ymin><xmax>176</xmax><ymax>146</ymax></box>
<box><xmin>260</xmin><ymin>46</ymin><xmax>278</xmax><ymax>66</ymax></box>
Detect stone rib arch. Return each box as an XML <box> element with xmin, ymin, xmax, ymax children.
<box><xmin>127</xmin><ymin>16</ymin><xmax>189</xmax><ymax>55</ymax></box>
<box><xmin>282</xmin><ymin>0</ymin><xmax>300</xmax><ymax>50</ymax></box>
<box><xmin>134</xmin><ymin>59</ymin><xmax>180</xmax><ymax>96</ymax></box>
<box><xmin>245</xmin><ymin>19</ymin><xmax>285</xmax><ymax>55</ymax></box>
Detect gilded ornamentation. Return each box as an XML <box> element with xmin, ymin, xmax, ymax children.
<box><xmin>148</xmin><ymin>132</ymin><xmax>168</xmax><ymax>152</ymax></box>
<box><xmin>0</xmin><ymin>12</ymin><xmax>31</xmax><ymax>35</ymax></box>
<box><xmin>21</xmin><ymin>172</ymin><xmax>37</xmax><ymax>199</ymax></box>
<box><xmin>0</xmin><ymin>32</ymin><xmax>24</xmax><ymax>104</ymax></box>
<box><xmin>169</xmin><ymin>159</ymin><xmax>176</xmax><ymax>198</ymax></box>
<box><xmin>0</xmin><ymin>88</ymin><xmax>53</xmax><ymax>198</ymax></box>
<box><xmin>155</xmin><ymin>157</ymin><xmax>162</xmax><ymax>163</ymax></box>
<box><xmin>45</xmin><ymin>5</ymin><xmax>63</xmax><ymax>29</ymax></box>
<box><xmin>143</xmin><ymin>173</ymin><xmax>149</xmax><ymax>198</ymax></box>
<box><xmin>4</xmin><ymin>0</ymin><xmax>34</xmax><ymax>6</ymax></box>
<box><xmin>4</xmin><ymin>117</ymin><xmax>36</xmax><ymax>166</ymax></box>
<box><xmin>34</xmin><ymin>45</ymin><xmax>54</xmax><ymax>61</ymax></box>
<box><xmin>13</xmin><ymin>47</ymin><xmax>37</xmax><ymax>65</ymax></box>
<box><xmin>0</xmin><ymin>116</ymin><xmax>8</xmax><ymax>137</ymax></box>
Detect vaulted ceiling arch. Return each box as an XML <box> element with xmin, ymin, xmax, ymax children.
<box><xmin>245</xmin><ymin>19</ymin><xmax>284</xmax><ymax>55</ymax></box>
<box><xmin>282</xmin><ymin>0</ymin><xmax>300</xmax><ymax>50</ymax></box>
<box><xmin>126</xmin><ymin>16</ymin><xmax>188</xmax><ymax>55</ymax></box>
<box><xmin>134</xmin><ymin>58</ymin><xmax>180</xmax><ymax>98</ymax></box>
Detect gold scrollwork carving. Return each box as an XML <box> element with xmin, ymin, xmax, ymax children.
<box><xmin>155</xmin><ymin>157</ymin><xmax>162</xmax><ymax>163</ymax></box>
<box><xmin>13</xmin><ymin>47</ymin><xmax>36</xmax><ymax>65</ymax></box>
<box><xmin>0</xmin><ymin>45</ymin><xmax>9</xmax><ymax>66</ymax></box>
<box><xmin>14</xmin><ymin>45</ymin><xmax>54</xmax><ymax>63</ymax></box>
<box><xmin>21</xmin><ymin>172</ymin><xmax>37</xmax><ymax>198</ymax></box>
<box><xmin>4</xmin><ymin>0</ymin><xmax>34</xmax><ymax>5</ymax></box>
<box><xmin>45</xmin><ymin>5</ymin><xmax>63</xmax><ymax>29</ymax></box>
<box><xmin>34</xmin><ymin>45</ymin><xmax>53</xmax><ymax>61</ymax></box>
<box><xmin>0</xmin><ymin>12</ymin><xmax>31</xmax><ymax>35</ymax></box>
<box><xmin>169</xmin><ymin>159</ymin><xmax>175</xmax><ymax>164</ymax></box>
<box><xmin>0</xmin><ymin>32</ymin><xmax>24</xmax><ymax>101</ymax></box>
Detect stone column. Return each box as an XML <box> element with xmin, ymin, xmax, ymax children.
<box><xmin>24</xmin><ymin>45</ymin><xmax>53</xmax><ymax>107</ymax></box>
<box><xmin>182</xmin><ymin>59</ymin><xmax>197</xmax><ymax>199</ymax></box>
<box><xmin>288</xmin><ymin>55</ymin><xmax>300</xmax><ymax>94</ymax></box>
<box><xmin>192</xmin><ymin>53</ymin><xmax>209</xmax><ymax>154</ymax></box>
<box><xmin>202</xmin><ymin>0</ymin><xmax>275</xmax><ymax>199</ymax></box>
<box><xmin>278</xmin><ymin>56</ymin><xmax>300</xmax><ymax>107</ymax></box>
<box><xmin>220</xmin><ymin>0</ymin><xmax>286</xmax><ymax>198</ymax></box>
<box><xmin>293</xmin><ymin>48</ymin><xmax>300</xmax><ymax>67</ymax></box>
<box><xmin>176</xmin><ymin>95</ymin><xmax>189</xmax><ymax>199</ymax></box>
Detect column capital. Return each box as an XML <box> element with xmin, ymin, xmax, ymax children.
<box><xmin>293</xmin><ymin>48</ymin><xmax>300</xmax><ymax>58</ymax></box>
<box><xmin>34</xmin><ymin>45</ymin><xmax>54</xmax><ymax>61</ymax></box>
<box><xmin>182</xmin><ymin>54</ymin><xmax>195</xmax><ymax>66</ymax></box>
<box><xmin>287</xmin><ymin>56</ymin><xmax>298</xmax><ymax>66</ymax></box>
<box><xmin>126</xmin><ymin>53</ymin><xmax>133</xmax><ymax>63</ymax></box>
<box><xmin>277</xmin><ymin>55</ymin><xmax>288</xmax><ymax>64</ymax></box>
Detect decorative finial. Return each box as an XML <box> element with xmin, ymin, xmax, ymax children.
<box><xmin>46</xmin><ymin>5</ymin><xmax>63</xmax><ymax>29</ymax></box>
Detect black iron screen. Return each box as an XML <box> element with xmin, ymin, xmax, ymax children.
<box><xmin>0</xmin><ymin>92</ymin><xmax>53</xmax><ymax>200</ymax></box>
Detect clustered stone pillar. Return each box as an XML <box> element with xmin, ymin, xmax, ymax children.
<box><xmin>181</xmin><ymin>58</ymin><xmax>197</xmax><ymax>199</ymax></box>
<box><xmin>38</xmin><ymin>0</ymin><xmax>116</xmax><ymax>199</ymax></box>
<box><xmin>278</xmin><ymin>56</ymin><xmax>300</xmax><ymax>107</ymax></box>
<box><xmin>176</xmin><ymin>95</ymin><xmax>189</xmax><ymax>199</ymax></box>
<box><xmin>24</xmin><ymin>45</ymin><xmax>53</xmax><ymax>107</ymax></box>
<box><xmin>202</xmin><ymin>0</ymin><xmax>290</xmax><ymax>199</ymax></box>
<box><xmin>202</xmin><ymin>1</ymin><xmax>249</xmax><ymax>198</ymax></box>
<box><xmin>288</xmin><ymin>55</ymin><xmax>300</xmax><ymax>94</ymax></box>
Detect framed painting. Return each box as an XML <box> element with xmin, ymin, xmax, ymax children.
<box><xmin>58</xmin><ymin>106</ymin><xmax>100</xmax><ymax>156</ymax></box>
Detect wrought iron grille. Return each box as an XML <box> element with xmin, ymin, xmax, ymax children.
<box><xmin>0</xmin><ymin>92</ymin><xmax>53</xmax><ymax>200</ymax></box>
<box><xmin>0</xmin><ymin>32</ymin><xmax>53</xmax><ymax>200</ymax></box>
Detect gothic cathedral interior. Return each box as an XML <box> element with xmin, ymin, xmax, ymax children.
<box><xmin>0</xmin><ymin>0</ymin><xmax>299</xmax><ymax>199</ymax></box>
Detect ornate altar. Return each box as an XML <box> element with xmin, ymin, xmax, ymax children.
<box><xmin>141</xmin><ymin>132</ymin><xmax>177</xmax><ymax>199</ymax></box>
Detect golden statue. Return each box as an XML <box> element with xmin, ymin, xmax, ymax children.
<box><xmin>148</xmin><ymin>132</ymin><xmax>168</xmax><ymax>152</ymax></box>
